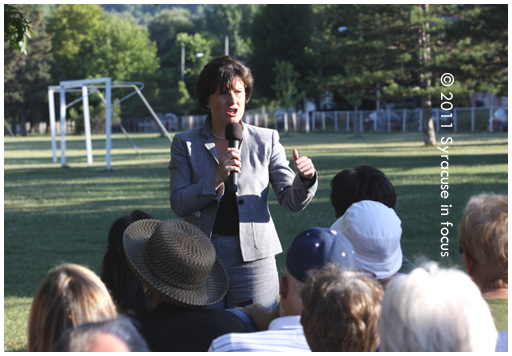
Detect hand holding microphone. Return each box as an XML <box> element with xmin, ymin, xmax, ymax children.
<box><xmin>225</xmin><ymin>123</ymin><xmax>243</xmax><ymax>192</ymax></box>
<box><xmin>214</xmin><ymin>122</ymin><xmax>243</xmax><ymax>192</ymax></box>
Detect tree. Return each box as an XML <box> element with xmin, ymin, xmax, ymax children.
<box><xmin>4</xmin><ymin>4</ymin><xmax>33</xmax><ymax>54</ymax></box>
<box><xmin>47</xmin><ymin>5</ymin><xmax>160</xmax><ymax>128</ymax></box>
<box><xmin>147</xmin><ymin>8</ymin><xmax>195</xmax><ymax>57</ymax></box>
<box><xmin>162</xmin><ymin>32</ymin><xmax>217</xmax><ymax>114</ymax></box>
<box><xmin>271</xmin><ymin>61</ymin><xmax>305</xmax><ymax>109</ymax></box>
<box><xmin>88</xmin><ymin>12</ymin><xmax>160</xmax><ymax>128</ymax></box>
<box><xmin>4</xmin><ymin>5</ymin><xmax>53</xmax><ymax>136</ymax></box>
<box><xmin>121</xmin><ymin>66</ymin><xmax>197</xmax><ymax>118</ymax></box>
<box><xmin>102</xmin><ymin>4</ymin><xmax>205</xmax><ymax>25</ymax></box>
<box><xmin>89</xmin><ymin>12</ymin><xmax>159</xmax><ymax>81</ymax></box>
<box><xmin>201</xmin><ymin>4</ymin><xmax>259</xmax><ymax>57</ymax></box>
<box><xmin>248</xmin><ymin>5</ymin><xmax>313</xmax><ymax>103</ymax></box>
<box><xmin>314</xmin><ymin>5</ymin><xmax>433</xmax><ymax>145</ymax></box>
<box><xmin>314</xmin><ymin>4</ymin><xmax>507</xmax><ymax>146</ymax></box>
<box><xmin>414</xmin><ymin>4</ymin><xmax>437</xmax><ymax>146</ymax></box>
<box><xmin>311</xmin><ymin>5</ymin><xmax>417</xmax><ymax>136</ymax></box>
<box><xmin>46</xmin><ymin>4</ymin><xmax>104</xmax><ymax>81</ymax></box>
<box><xmin>174</xmin><ymin>32</ymin><xmax>217</xmax><ymax>79</ymax></box>
<box><xmin>386</xmin><ymin>5</ymin><xmax>506</xmax><ymax>144</ymax></box>
<box><xmin>341</xmin><ymin>74</ymin><xmax>365</xmax><ymax>139</ymax></box>
<box><xmin>443</xmin><ymin>4</ymin><xmax>507</xmax><ymax>97</ymax></box>
<box><xmin>120</xmin><ymin>31</ymin><xmax>216</xmax><ymax>118</ymax></box>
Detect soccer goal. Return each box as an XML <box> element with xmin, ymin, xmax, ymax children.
<box><xmin>48</xmin><ymin>77</ymin><xmax>172</xmax><ymax>171</ymax></box>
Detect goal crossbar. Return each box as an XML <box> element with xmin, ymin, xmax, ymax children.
<box><xmin>48</xmin><ymin>77</ymin><xmax>171</xmax><ymax>171</ymax></box>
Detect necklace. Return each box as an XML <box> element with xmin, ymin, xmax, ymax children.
<box><xmin>210</xmin><ymin>129</ymin><xmax>226</xmax><ymax>140</ymax></box>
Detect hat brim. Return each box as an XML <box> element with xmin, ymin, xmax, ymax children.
<box><xmin>123</xmin><ymin>219</ymin><xmax>228</xmax><ymax>307</ymax></box>
<box><xmin>354</xmin><ymin>244</ymin><xmax>403</xmax><ymax>280</ymax></box>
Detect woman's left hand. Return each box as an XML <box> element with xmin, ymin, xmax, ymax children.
<box><xmin>293</xmin><ymin>149</ymin><xmax>315</xmax><ymax>179</ymax></box>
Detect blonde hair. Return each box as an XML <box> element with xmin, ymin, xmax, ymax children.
<box><xmin>459</xmin><ymin>194</ymin><xmax>508</xmax><ymax>289</ymax></box>
<box><xmin>379</xmin><ymin>262</ymin><xmax>497</xmax><ymax>352</ymax></box>
<box><xmin>27</xmin><ymin>263</ymin><xmax>118</xmax><ymax>352</ymax></box>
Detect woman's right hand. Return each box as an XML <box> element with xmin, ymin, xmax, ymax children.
<box><xmin>214</xmin><ymin>148</ymin><xmax>241</xmax><ymax>190</ymax></box>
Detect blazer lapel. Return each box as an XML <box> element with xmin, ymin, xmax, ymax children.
<box><xmin>204</xmin><ymin>140</ymin><xmax>218</xmax><ymax>163</ymax></box>
<box><xmin>200</xmin><ymin>115</ymin><xmax>219</xmax><ymax>163</ymax></box>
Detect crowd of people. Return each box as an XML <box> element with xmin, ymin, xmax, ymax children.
<box><xmin>26</xmin><ymin>56</ymin><xmax>507</xmax><ymax>352</ymax></box>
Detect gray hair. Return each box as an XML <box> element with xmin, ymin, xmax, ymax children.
<box><xmin>52</xmin><ymin>316</ymin><xmax>150</xmax><ymax>352</ymax></box>
<box><xmin>378</xmin><ymin>262</ymin><xmax>497</xmax><ymax>352</ymax></box>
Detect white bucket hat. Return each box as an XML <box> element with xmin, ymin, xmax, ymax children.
<box><xmin>331</xmin><ymin>200</ymin><xmax>402</xmax><ymax>279</ymax></box>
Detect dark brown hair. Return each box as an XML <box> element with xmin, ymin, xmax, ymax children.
<box><xmin>101</xmin><ymin>210</ymin><xmax>154</xmax><ymax>317</ymax></box>
<box><xmin>195</xmin><ymin>55</ymin><xmax>254</xmax><ymax>110</ymax></box>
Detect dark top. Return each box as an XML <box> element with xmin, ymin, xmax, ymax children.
<box><xmin>137</xmin><ymin>302</ymin><xmax>249</xmax><ymax>352</ymax></box>
<box><xmin>212</xmin><ymin>190</ymin><xmax>240</xmax><ymax>236</ymax></box>
<box><xmin>398</xmin><ymin>254</ymin><xmax>416</xmax><ymax>274</ymax></box>
<box><xmin>212</xmin><ymin>175</ymin><xmax>316</xmax><ymax>237</ymax></box>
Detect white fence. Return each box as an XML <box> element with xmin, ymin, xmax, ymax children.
<box><xmin>8</xmin><ymin>106</ymin><xmax>505</xmax><ymax>136</ymax></box>
<box><xmin>164</xmin><ymin>106</ymin><xmax>505</xmax><ymax>134</ymax></box>
<box><xmin>6</xmin><ymin>120</ymin><xmax>76</xmax><ymax>135</ymax></box>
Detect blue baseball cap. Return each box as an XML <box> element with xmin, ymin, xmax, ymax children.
<box><xmin>286</xmin><ymin>227</ymin><xmax>355</xmax><ymax>282</ymax></box>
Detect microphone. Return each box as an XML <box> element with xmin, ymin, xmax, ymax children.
<box><xmin>225</xmin><ymin>122</ymin><xmax>243</xmax><ymax>192</ymax></box>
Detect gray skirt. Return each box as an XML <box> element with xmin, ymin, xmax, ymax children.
<box><xmin>208</xmin><ymin>234</ymin><xmax>279</xmax><ymax>310</ymax></box>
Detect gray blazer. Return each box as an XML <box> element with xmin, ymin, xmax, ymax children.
<box><xmin>169</xmin><ymin>117</ymin><xmax>318</xmax><ymax>261</ymax></box>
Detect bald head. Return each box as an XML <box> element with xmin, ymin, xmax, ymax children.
<box><xmin>85</xmin><ymin>333</ymin><xmax>130</xmax><ymax>352</ymax></box>
<box><xmin>52</xmin><ymin>317</ymin><xmax>149</xmax><ymax>352</ymax></box>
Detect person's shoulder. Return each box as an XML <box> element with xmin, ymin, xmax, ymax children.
<box><xmin>171</xmin><ymin>125</ymin><xmax>209</xmax><ymax>148</ymax></box>
<box><xmin>245</xmin><ymin>124</ymin><xmax>276</xmax><ymax>137</ymax></box>
<box><xmin>210</xmin><ymin>331</ymin><xmax>252</xmax><ymax>352</ymax></box>
<box><xmin>211</xmin><ymin>327</ymin><xmax>310</xmax><ymax>352</ymax></box>
<box><xmin>174</xmin><ymin>126</ymin><xmax>204</xmax><ymax>139</ymax></box>
<box><xmin>244</xmin><ymin>124</ymin><xmax>280</xmax><ymax>146</ymax></box>
<box><xmin>188</xmin><ymin>308</ymin><xmax>249</xmax><ymax>330</ymax></box>
<box><xmin>210</xmin><ymin>329</ymin><xmax>272</xmax><ymax>352</ymax></box>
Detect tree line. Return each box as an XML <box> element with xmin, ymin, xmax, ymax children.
<box><xmin>4</xmin><ymin>4</ymin><xmax>507</xmax><ymax>145</ymax></box>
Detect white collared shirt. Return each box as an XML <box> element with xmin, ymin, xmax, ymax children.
<box><xmin>208</xmin><ymin>315</ymin><xmax>311</xmax><ymax>352</ymax></box>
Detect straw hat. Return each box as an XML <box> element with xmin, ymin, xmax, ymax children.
<box><xmin>123</xmin><ymin>219</ymin><xmax>228</xmax><ymax>307</ymax></box>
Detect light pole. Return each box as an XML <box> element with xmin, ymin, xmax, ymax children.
<box><xmin>180</xmin><ymin>48</ymin><xmax>205</xmax><ymax>81</ymax></box>
<box><xmin>181</xmin><ymin>46</ymin><xmax>185</xmax><ymax>81</ymax></box>
<box><xmin>376</xmin><ymin>82</ymin><xmax>380</xmax><ymax>111</ymax></box>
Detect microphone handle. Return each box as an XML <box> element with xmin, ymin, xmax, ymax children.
<box><xmin>227</xmin><ymin>139</ymin><xmax>240</xmax><ymax>192</ymax></box>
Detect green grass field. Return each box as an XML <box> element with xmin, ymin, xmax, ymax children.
<box><xmin>4</xmin><ymin>131</ymin><xmax>508</xmax><ymax>351</ymax></box>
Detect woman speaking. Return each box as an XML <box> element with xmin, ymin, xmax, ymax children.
<box><xmin>169</xmin><ymin>56</ymin><xmax>317</xmax><ymax>309</ymax></box>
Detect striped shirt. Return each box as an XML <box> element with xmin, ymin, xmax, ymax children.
<box><xmin>208</xmin><ymin>315</ymin><xmax>311</xmax><ymax>352</ymax></box>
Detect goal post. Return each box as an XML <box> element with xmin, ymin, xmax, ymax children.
<box><xmin>48</xmin><ymin>77</ymin><xmax>112</xmax><ymax>170</ymax></box>
<box><xmin>48</xmin><ymin>77</ymin><xmax>171</xmax><ymax>171</ymax></box>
